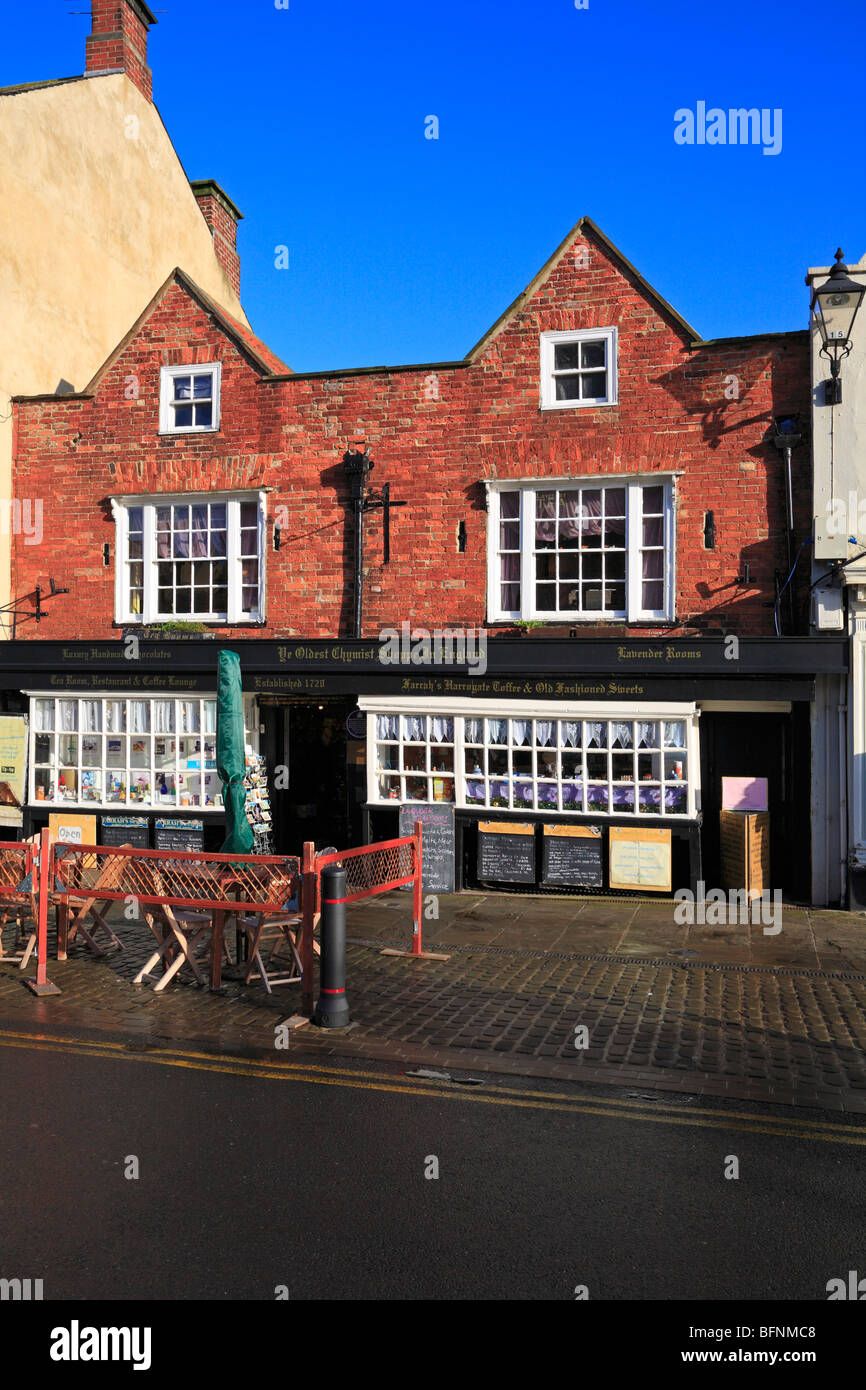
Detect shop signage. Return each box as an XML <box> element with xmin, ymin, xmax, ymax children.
<box><xmin>477</xmin><ymin>820</ymin><xmax>536</xmax><ymax>884</ymax></box>
<box><xmin>541</xmin><ymin>824</ymin><xmax>603</xmax><ymax>888</ymax></box>
<box><xmin>48</xmin><ymin>813</ymin><xmax>97</xmax><ymax>846</ymax></box>
<box><xmin>722</xmin><ymin>776</ymin><xmax>768</xmax><ymax>812</ymax></box>
<box><xmin>155</xmin><ymin>818</ymin><xmax>205</xmax><ymax>852</ymax></box>
<box><xmin>609</xmin><ymin>826</ymin><xmax>672</xmax><ymax>892</ymax></box>
<box><xmin>0</xmin><ymin>714</ymin><xmax>28</xmax><ymax>828</ymax></box>
<box><xmin>399</xmin><ymin>803</ymin><xmax>455</xmax><ymax>893</ymax></box>
<box><xmin>101</xmin><ymin>816</ymin><xmax>150</xmax><ymax>849</ymax></box>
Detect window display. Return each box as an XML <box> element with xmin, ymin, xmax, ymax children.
<box><xmin>362</xmin><ymin>698</ymin><xmax>698</xmax><ymax>819</ymax></box>
<box><xmin>28</xmin><ymin>694</ymin><xmax>255</xmax><ymax>812</ymax></box>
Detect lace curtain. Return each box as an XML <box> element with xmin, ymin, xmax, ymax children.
<box><xmin>430</xmin><ymin>717</ymin><xmax>453</xmax><ymax>743</ymax></box>
<box><xmin>663</xmin><ymin>721</ymin><xmax>685</xmax><ymax>748</ymax></box>
<box><xmin>637</xmin><ymin>721</ymin><xmax>658</xmax><ymax>748</ymax></box>
<box><xmin>511</xmin><ymin>720</ymin><xmax>531</xmax><ymax>746</ymax></box>
<box><xmin>535</xmin><ymin>720</ymin><xmax>555</xmax><ymax>747</ymax></box>
<box><xmin>610</xmin><ymin>721</ymin><xmax>633</xmax><ymax>748</ymax></box>
<box><xmin>377</xmin><ymin>715</ymin><xmax>398</xmax><ymax>741</ymax></box>
<box><xmin>402</xmin><ymin>715</ymin><xmax>426</xmax><ymax>742</ymax></box>
<box><xmin>560</xmin><ymin>721</ymin><xmax>581</xmax><ymax>748</ymax></box>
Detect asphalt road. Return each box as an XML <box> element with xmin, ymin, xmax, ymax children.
<box><xmin>0</xmin><ymin>1032</ymin><xmax>862</xmax><ymax>1301</ymax></box>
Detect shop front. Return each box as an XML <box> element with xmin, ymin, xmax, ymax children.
<box><xmin>0</xmin><ymin>636</ymin><xmax>847</xmax><ymax>901</ymax></box>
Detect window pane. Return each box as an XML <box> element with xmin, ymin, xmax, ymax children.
<box><xmin>240</xmin><ymin>528</ymin><xmax>258</xmax><ymax>556</ymax></box>
<box><xmin>174</xmin><ymin>404</ymin><xmax>193</xmax><ymax>427</ymax></box>
<box><xmin>175</xmin><ymin>588</ymin><xmax>192</xmax><ymax>613</ymax></box>
<box><xmin>554</xmin><ymin>375</ymin><xmax>581</xmax><ymax>401</ymax></box>
<box><xmin>580</xmin><ymin>340</ymin><xmax>606</xmax><ymax>369</ymax></box>
<box><xmin>128</xmin><ymin>507</ymin><xmax>143</xmax><ymax>532</ymax></box>
<box><xmin>643</xmin><ymin>486</ymin><xmax>664</xmax><ymax>514</ymax></box>
<box><xmin>536</xmin><ymin>584</ymin><xmax>556</xmax><ymax>610</ymax></box>
<box><xmin>580</xmin><ymin>372</ymin><xmax>607</xmax><ymax>399</ymax></box>
<box><xmin>605</xmin><ymin>488</ymin><xmax>626</xmax><ymax>516</ymax></box>
<box><xmin>241</xmin><ymin>587</ymin><xmax>258</xmax><ymax>612</ymax></box>
<box><xmin>193</xmin><ymin>590</ymin><xmax>211</xmax><ymax>614</ymax></box>
<box><xmin>643</xmin><ymin>550</ymin><xmax>664</xmax><ymax>579</ymax></box>
<box><xmin>500</xmin><ymin>491</ymin><xmax>519</xmax><ymax>520</ymax></box>
<box><xmin>642</xmin><ymin>580</ymin><xmax>664</xmax><ymax>610</ymax></box>
<box><xmin>500</xmin><ymin>521</ymin><xmax>519</xmax><ymax>549</ymax></box>
<box><xmin>643</xmin><ymin>516</ymin><xmax>664</xmax><ymax>546</ymax></box>
<box><xmin>554</xmin><ymin>343</ymin><xmax>581</xmax><ymax>370</ymax></box>
<box><xmin>173</xmin><ymin>376</ymin><xmax>192</xmax><ymax>401</ymax></box>
<box><xmin>501</xmin><ymin>583</ymin><xmax>519</xmax><ymax>610</ymax></box>
<box><xmin>214</xmin><ymin>587</ymin><xmax>228</xmax><ymax>613</ymax></box>
<box><xmin>240</xmin><ymin>502</ymin><xmax>257</xmax><ymax>527</ymax></box>
<box><xmin>193</xmin><ymin>374</ymin><xmax>212</xmax><ymax>398</ymax></box>
<box><xmin>194</xmin><ymin>402</ymin><xmax>212</xmax><ymax>427</ymax></box>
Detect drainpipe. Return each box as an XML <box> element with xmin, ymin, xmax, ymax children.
<box><xmin>838</xmin><ymin>700</ymin><xmax>848</xmax><ymax>907</ymax></box>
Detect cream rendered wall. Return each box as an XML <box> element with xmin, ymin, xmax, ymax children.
<box><xmin>0</xmin><ymin>72</ymin><xmax>250</xmax><ymax>633</ymax></box>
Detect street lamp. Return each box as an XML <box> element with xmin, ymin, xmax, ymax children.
<box><xmin>811</xmin><ymin>249</ymin><xmax>866</xmax><ymax>405</ymax></box>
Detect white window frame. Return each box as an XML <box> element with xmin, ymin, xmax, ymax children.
<box><xmin>159</xmin><ymin>362</ymin><xmax>222</xmax><ymax>435</ymax></box>
<box><xmin>111</xmin><ymin>490</ymin><xmax>267</xmax><ymax>626</ymax></box>
<box><xmin>486</xmin><ymin>476</ymin><xmax>676</xmax><ymax>624</ymax></box>
<box><xmin>24</xmin><ymin>691</ymin><xmax>259</xmax><ymax>813</ymax></box>
<box><xmin>360</xmin><ymin>696</ymin><xmax>700</xmax><ymax>821</ymax></box>
<box><xmin>540</xmin><ymin>327</ymin><xmax>618</xmax><ymax>410</ymax></box>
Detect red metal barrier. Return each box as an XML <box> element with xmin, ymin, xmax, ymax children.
<box><xmin>298</xmin><ymin>822</ymin><xmax>447</xmax><ymax>1016</ymax></box>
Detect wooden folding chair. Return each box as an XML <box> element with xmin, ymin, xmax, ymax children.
<box><xmin>58</xmin><ymin>852</ymin><xmax>126</xmax><ymax>957</ymax></box>
<box><xmin>236</xmin><ymin>872</ymin><xmax>308</xmax><ymax>993</ymax></box>
<box><xmin>134</xmin><ymin>864</ymin><xmax>220</xmax><ymax>992</ymax></box>
<box><xmin>0</xmin><ymin>890</ymin><xmax>37</xmax><ymax>970</ymax></box>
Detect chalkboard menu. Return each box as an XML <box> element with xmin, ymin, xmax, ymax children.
<box><xmin>541</xmin><ymin>824</ymin><xmax>603</xmax><ymax>887</ymax></box>
<box><xmin>399</xmin><ymin>803</ymin><xmax>455</xmax><ymax>893</ymax></box>
<box><xmin>101</xmin><ymin>816</ymin><xmax>150</xmax><ymax>849</ymax></box>
<box><xmin>155</xmin><ymin>818</ymin><xmax>205</xmax><ymax>853</ymax></box>
<box><xmin>477</xmin><ymin>821</ymin><xmax>536</xmax><ymax>884</ymax></box>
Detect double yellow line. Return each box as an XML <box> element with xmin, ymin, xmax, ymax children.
<box><xmin>1</xmin><ymin>1027</ymin><xmax>864</xmax><ymax>1146</ymax></box>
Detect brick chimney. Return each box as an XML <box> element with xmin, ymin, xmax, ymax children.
<box><xmin>190</xmin><ymin>181</ymin><xmax>244</xmax><ymax>299</ymax></box>
<box><xmin>85</xmin><ymin>1</ymin><xmax>157</xmax><ymax>103</ymax></box>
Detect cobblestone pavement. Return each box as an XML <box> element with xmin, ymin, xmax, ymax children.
<box><xmin>2</xmin><ymin>892</ymin><xmax>866</xmax><ymax>1112</ymax></box>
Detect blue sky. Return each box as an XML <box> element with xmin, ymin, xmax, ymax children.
<box><xmin>5</xmin><ymin>0</ymin><xmax>865</xmax><ymax>370</ymax></box>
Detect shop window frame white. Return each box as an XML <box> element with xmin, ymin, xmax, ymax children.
<box><xmin>360</xmin><ymin>696</ymin><xmax>700</xmax><ymax>820</ymax></box>
<box><xmin>24</xmin><ymin>691</ymin><xmax>259</xmax><ymax>813</ymax></box>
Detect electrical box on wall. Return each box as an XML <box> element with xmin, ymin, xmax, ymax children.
<box><xmin>814</xmin><ymin>583</ymin><xmax>844</xmax><ymax>631</ymax></box>
<box><xmin>813</xmin><ymin>514</ymin><xmax>851</xmax><ymax>561</ymax></box>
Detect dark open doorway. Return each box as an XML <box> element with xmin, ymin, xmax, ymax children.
<box><xmin>699</xmin><ymin>706</ymin><xmax>810</xmax><ymax>901</ymax></box>
<box><xmin>259</xmin><ymin>697</ymin><xmax>356</xmax><ymax>856</ymax></box>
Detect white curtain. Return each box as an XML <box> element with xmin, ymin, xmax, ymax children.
<box><xmin>637</xmin><ymin>721</ymin><xmax>657</xmax><ymax>748</ymax></box>
<box><xmin>431</xmin><ymin>717</ymin><xmax>453</xmax><ymax>743</ymax></box>
<box><xmin>610</xmin><ymin>722</ymin><xmax>633</xmax><ymax>748</ymax></box>
<box><xmin>59</xmin><ymin>701</ymin><xmax>77</xmax><ymax>732</ymax></box>
<box><xmin>560</xmin><ymin>721</ymin><xmax>581</xmax><ymax>748</ymax></box>
<box><xmin>81</xmin><ymin>701</ymin><xmax>101</xmax><ymax>733</ymax></box>
<box><xmin>181</xmin><ymin>701</ymin><xmax>200</xmax><ymax>734</ymax></box>
<box><xmin>664</xmin><ymin>721</ymin><xmax>685</xmax><ymax>748</ymax></box>
<box><xmin>465</xmin><ymin>718</ymin><xmax>483</xmax><ymax>744</ymax></box>
<box><xmin>511</xmin><ymin>720</ymin><xmax>531</xmax><ymax>746</ymax></box>
<box><xmin>34</xmin><ymin>700</ymin><xmax>53</xmax><ymax>732</ymax></box>
<box><xmin>586</xmin><ymin>722</ymin><xmax>605</xmax><ymax>748</ymax></box>
<box><xmin>535</xmin><ymin>720</ymin><xmax>554</xmax><ymax>747</ymax></box>
<box><xmin>130</xmin><ymin>700</ymin><xmax>149</xmax><ymax>733</ymax></box>
<box><xmin>153</xmin><ymin>701</ymin><xmax>174</xmax><ymax>734</ymax></box>
<box><xmin>376</xmin><ymin>714</ymin><xmax>398</xmax><ymax>741</ymax></box>
<box><xmin>402</xmin><ymin>715</ymin><xmax>425</xmax><ymax>742</ymax></box>
<box><xmin>487</xmin><ymin>719</ymin><xmax>507</xmax><ymax>745</ymax></box>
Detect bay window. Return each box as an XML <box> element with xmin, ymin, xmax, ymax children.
<box><xmin>26</xmin><ymin>693</ymin><xmax>258</xmax><ymax>812</ymax></box>
<box><xmin>488</xmin><ymin>477</ymin><xmax>674</xmax><ymax>622</ymax></box>
<box><xmin>361</xmin><ymin>698</ymin><xmax>699</xmax><ymax>819</ymax></box>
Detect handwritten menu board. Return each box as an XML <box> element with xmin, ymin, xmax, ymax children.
<box><xmin>101</xmin><ymin>816</ymin><xmax>150</xmax><ymax>849</ymax></box>
<box><xmin>477</xmin><ymin>821</ymin><xmax>536</xmax><ymax>885</ymax></box>
<box><xmin>609</xmin><ymin>826</ymin><xmax>672</xmax><ymax>892</ymax></box>
<box><xmin>541</xmin><ymin>824</ymin><xmax>603</xmax><ymax>887</ymax></box>
<box><xmin>155</xmin><ymin>818</ymin><xmax>204</xmax><ymax>853</ymax></box>
<box><xmin>399</xmin><ymin>803</ymin><xmax>455</xmax><ymax>893</ymax></box>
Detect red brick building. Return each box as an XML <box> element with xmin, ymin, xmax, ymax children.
<box><xmin>5</xmin><ymin>219</ymin><xmax>845</xmax><ymax>898</ymax></box>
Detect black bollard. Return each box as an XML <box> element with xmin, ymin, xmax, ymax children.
<box><xmin>314</xmin><ymin>864</ymin><xmax>350</xmax><ymax>1028</ymax></box>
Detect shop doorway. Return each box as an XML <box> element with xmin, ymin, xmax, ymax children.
<box><xmin>259</xmin><ymin>698</ymin><xmax>358</xmax><ymax>856</ymax></box>
<box><xmin>699</xmin><ymin>707</ymin><xmax>810</xmax><ymax>901</ymax></box>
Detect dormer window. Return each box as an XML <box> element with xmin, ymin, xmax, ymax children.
<box><xmin>159</xmin><ymin>363</ymin><xmax>221</xmax><ymax>434</ymax></box>
<box><xmin>540</xmin><ymin>328</ymin><xmax>617</xmax><ymax>409</ymax></box>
